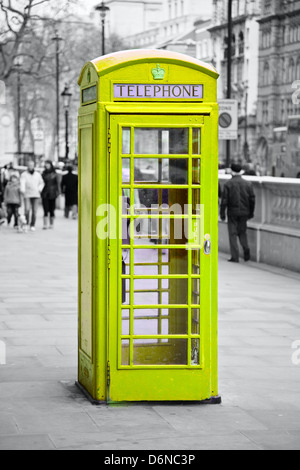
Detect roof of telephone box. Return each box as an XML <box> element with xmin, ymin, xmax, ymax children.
<box><xmin>78</xmin><ymin>49</ymin><xmax>219</xmax><ymax>84</ymax></box>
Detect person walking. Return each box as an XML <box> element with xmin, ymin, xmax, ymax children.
<box><xmin>220</xmin><ymin>162</ymin><xmax>256</xmax><ymax>263</ymax></box>
<box><xmin>61</xmin><ymin>165</ymin><xmax>78</xmax><ymax>219</ymax></box>
<box><xmin>4</xmin><ymin>175</ymin><xmax>21</xmax><ymax>228</ymax></box>
<box><xmin>0</xmin><ymin>169</ymin><xmax>4</xmax><ymax>205</ymax></box>
<box><xmin>20</xmin><ymin>161</ymin><xmax>44</xmax><ymax>232</ymax></box>
<box><xmin>3</xmin><ymin>163</ymin><xmax>19</xmax><ymax>190</ymax></box>
<box><xmin>41</xmin><ymin>161</ymin><xmax>60</xmax><ymax>230</ymax></box>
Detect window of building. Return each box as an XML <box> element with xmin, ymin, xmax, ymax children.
<box><xmin>281</xmin><ymin>99</ymin><xmax>285</xmax><ymax>124</ymax></box>
<box><xmin>239</xmin><ymin>31</ymin><xmax>244</xmax><ymax>54</ymax></box>
<box><xmin>288</xmin><ymin>58</ymin><xmax>295</xmax><ymax>83</ymax></box>
<box><xmin>297</xmin><ymin>57</ymin><xmax>300</xmax><ymax>80</ymax></box>
<box><xmin>263</xmin><ymin>101</ymin><xmax>269</xmax><ymax>124</ymax></box>
<box><xmin>281</xmin><ymin>58</ymin><xmax>285</xmax><ymax>84</ymax></box>
<box><xmin>263</xmin><ymin>62</ymin><xmax>270</xmax><ymax>86</ymax></box>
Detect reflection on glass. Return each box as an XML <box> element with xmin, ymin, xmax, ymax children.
<box><xmin>192</xmin><ymin>128</ymin><xmax>201</xmax><ymax>155</ymax></box>
<box><xmin>192</xmin><ymin>309</ymin><xmax>200</xmax><ymax>335</ymax></box>
<box><xmin>121</xmin><ymin>340</ymin><xmax>130</xmax><ymax>366</ymax></box>
<box><xmin>133</xmin><ymin>308</ymin><xmax>169</xmax><ymax>317</ymax></box>
<box><xmin>133</xmin><ymin>339</ymin><xmax>188</xmax><ymax>365</ymax></box>
<box><xmin>133</xmin><ymin>249</ymin><xmax>188</xmax><ymax>275</ymax></box>
<box><xmin>192</xmin><ymin>277</ymin><xmax>200</xmax><ymax>306</ymax></box>
<box><xmin>134</xmin><ymin>159</ymin><xmax>188</xmax><ymax>184</ymax></box>
<box><xmin>134</xmin><ymin>128</ymin><xmax>189</xmax><ymax>154</ymax></box>
<box><xmin>123</xmin><ymin>279</ymin><xmax>130</xmax><ymax>305</ymax></box>
<box><xmin>192</xmin><ymin>188</ymin><xmax>201</xmax><ymax>215</ymax></box>
<box><xmin>133</xmin><ymin>311</ymin><xmax>189</xmax><ymax>335</ymax></box>
<box><xmin>191</xmin><ymin>338</ymin><xmax>200</xmax><ymax>366</ymax></box>
<box><xmin>122</xmin><ymin>159</ymin><xmax>130</xmax><ymax>183</ymax></box>
<box><xmin>133</xmin><ymin>217</ymin><xmax>170</xmax><ymax>240</ymax></box>
<box><xmin>122</xmin><ymin>128</ymin><xmax>131</xmax><ymax>154</ymax></box>
<box><xmin>134</xmin><ymin>285</ymin><xmax>169</xmax><ymax>305</ymax></box>
<box><xmin>192</xmin><ymin>159</ymin><xmax>201</xmax><ymax>184</ymax></box>
<box><xmin>122</xmin><ymin>309</ymin><xmax>130</xmax><ymax>335</ymax></box>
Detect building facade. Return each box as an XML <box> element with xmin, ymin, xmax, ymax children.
<box><xmin>124</xmin><ymin>0</ymin><xmax>212</xmax><ymax>49</ymax></box>
<box><xmin>256</xmin><ymin>0</ymin><xmax>300</xmax><ymax>175</ymax></box>
<box><xmin>209</xmin><ymin>0</ymin><xmax>260</xmax><ymax>165</ymax></box>
<box><xmin>103</xmin><ymin>0</ymin><xmax>163</xmax><ymax>39</ymax></box>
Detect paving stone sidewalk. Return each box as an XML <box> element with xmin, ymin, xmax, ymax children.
<box><xmin>0</xmin><ymin>212</ymin><xmax>300</xmax><ymax>450</ymax></box>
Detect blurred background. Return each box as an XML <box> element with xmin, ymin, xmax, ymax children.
<box><xmin>0</xmin><ymin>0</ymin><xmax>300</xmax><ymax>177</ymax></box>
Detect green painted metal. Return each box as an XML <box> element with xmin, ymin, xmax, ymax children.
<box><xmin>77</xmin><ymin>49</ymin><xmax>219</xmax><ymax>403</ymax></box>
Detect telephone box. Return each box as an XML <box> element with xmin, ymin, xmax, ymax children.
<box><xmin>77</xmin><ymin>50</ymin><xmax>220</xmax><ymax>403</ymax></box>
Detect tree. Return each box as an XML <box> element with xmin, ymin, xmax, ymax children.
<box><xmin>0</xmin><ymin>0</ymin><xmax>131</xmax><ymax>161</ymax></box>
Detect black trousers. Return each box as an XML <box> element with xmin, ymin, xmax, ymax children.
<box><xmin>227</xmin><ymin>215</ymin><xmax>250</xmax><ymax>261</ymax></box>
<box><xmin>42</xmin><ymin>198</ymin><xmax>56</xmax><ymax>218</ymax></box>
<box><xmin>7</xmin><ymin>204</ymin><xmax>19</xmax><ymax>226</ymax></box>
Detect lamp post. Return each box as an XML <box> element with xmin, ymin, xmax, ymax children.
<box><xmin>95</xmin><ymin>2</ymin><xmax>110</xmax><ymax>56</ymax></box>
<box><xmin>13</xmin><ymin>56</ymin><xmax>23</xmax><ymax>157</ymax></box>
<box><xmin>61</xmin><ymin>85</ymin><xmax>72</xmax><ymax>161</ymax></box>
<box><xmin>244</xmin><ymin>82</ymin><xmax>249</xmax><ymax>162</ymax></box>
<box><xmin>52</xmin><ymin>31</ymin><xmax>63</xmax><ymax>161</ymax></box>
<box><xmin>226</xmin><ymin>0</ymin><xmax>233</xmax><ymax>168</ymax></box>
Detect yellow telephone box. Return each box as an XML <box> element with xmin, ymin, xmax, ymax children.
<box><xmin>77</xmin><ymin>50</ymin><xmax>220</xmax><ymax>403</ymax></box>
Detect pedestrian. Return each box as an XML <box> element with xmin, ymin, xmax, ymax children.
<box><xmin>61</xmin><ymin>165</ymin><xmax>78</xmax><ymax>219</ymax></box>
<box><xmin>20</xmin><ymin>161</ymin><xmax>44</xmax><ymax>232</ymax></box>
<box><xmin>220</xmin><ymin>162</ymin><xmax>256</xmax><ymax>263</ymax></box>
<box><xmin>3</xmin><ymin>163</ymin><xmax>19</xmax><ymax>189</ymax></box>
<box><xmin>3</xmin><ymin>175</ymin><xmax>21</xmax><ymax>228</ymax></box>
<box><xmin>0</xmin><ymin>169</ymin><xmax>3</xmax><ymax>204</ymax></box>
<box><xmin>41</xmin><ymin>161</ymin><xmax>60</xmax><ymax>229</ymax></box>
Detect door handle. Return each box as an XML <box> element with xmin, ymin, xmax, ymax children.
<box><xmin>204</xmin><ymin>238</ymin><xmax>211</xmax><ymax>255</ymax></box>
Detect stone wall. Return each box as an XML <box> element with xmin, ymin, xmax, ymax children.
<box><xmin>218</xmin><ymin>175</ymin><xmax>300</xmax><ymax>273</ymax></box>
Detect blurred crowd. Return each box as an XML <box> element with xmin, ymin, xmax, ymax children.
<box><xmin>0</xmin><ymin>161</ymin><xmax>78</xmax><ymax>233</ymax></box>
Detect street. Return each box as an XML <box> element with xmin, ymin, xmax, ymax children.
<box><xmin>0</xmin><ymin>212</ymin><xmax>300</xmax><ymax>450</ymax></box>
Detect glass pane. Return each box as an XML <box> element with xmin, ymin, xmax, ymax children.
<box><xmin>191</xmin><ymin>338</ymin><xmax>200</xmax><ymax>366</ymax></box>
<box><xmin>134</xmin><ymin>281</ymin><xmax>169</xmax><ymax>305</ymax></box>
<box><xmin>134</xmin><ymin>308</ymin><xmax>168</xmax><ymax>318</ymax></box>
<box><xmin>133</xmin><ymin>249</ymin><xmax>188</xmax><ymax>275</ymax></box>
<box><xmin>192</xmin><ymin>128</ymin><xmax>201</xmax><ymax>155</ymax></box>
<box><xmin>192</xmin><ymin>159</ymin><xmax>201</xmax><ymax>184</ymax></box>
<box><xmin>192</xmin><ymin>309</ymin><xmax>200</xmax><ymax>335</ymax></box>
<box><xmin>121</xmin><ymin>340</ymin><xmax>130</xmax><ymax>366</ymax></box>
<box><xmin>133</xmin><ymin>278</ymin><xmax>188</xmax><ymax>305</ymax></box>
<box><xmin>122</xmin><ymin>159</ymin><xmax>130</xmax><ymax>183</ymax></box>
<box><xmin>134</xmin><ymin>308</ymin><xmax>188</xmax><ymax>335</ymax></box>
<box><xmin>134</xmin><ymin>128</ymin><xmax>189</xmax><ymax>154</ymax></box>
<box><xmin>134</xmin><ymin>159</ymin><xmax>188</xmax><ymax>184</ymax></box>
<box><xmin>133</xmin><ymin>218</ymin><xmax>188</xmax><ymax>245</ymax></box>
<box><xmin>133</xmin><ymin>339</ymin><xmax>188</xmax><ymax>365</ymax></box>
<box><xmin>122</xmin><ymin>279</ymin><xmax>130</xmax><ymax>305</ymax></box>
<box><xmin>134</xmin><ymin>188</ymin><xmax>188</xmax><ymax>211</ymax></box>
<box><xmin>122</xmin><ymin>128</ymin><xmax>131</xmax><ymax>154</ymax></box>
<box><xmin>192</xmin><ymin>188</ymin><xmax>201</xmax><ymax>215</ymax></box>
<box><xmin>122</xmin><ymin>309</ymin><xmax>130</xmax><ymax>335</ymax></box>
<box><xmin>192</xmin><ymin>249</ymin><xmax>200</xmax><ymax>275</ymax></box>
<box><xmin>192</xmin><ymin>278</ymin><xmax>200</xmax><ymax>305</ymax></box>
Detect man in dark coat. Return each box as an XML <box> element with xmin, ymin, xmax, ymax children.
<box><xmin>61</xmin><ymin>166</ymin><xmax>78</xmax><ymax>219</ymax></box>
<box><xmin>220</xmin><ymin>162</ymin><xmax>256</xmax><ymax>263</ymax></box>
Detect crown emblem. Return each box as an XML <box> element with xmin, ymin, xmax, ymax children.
<box><xmin>152</xmin><ymin>64</ymin><xmax>165</xmax><ymax>80</ymax></box>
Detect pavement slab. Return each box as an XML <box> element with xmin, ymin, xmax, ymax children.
<box><xmin>0</xmin><ymin>213</ymin><xmax>300</xmax><ymax>450</ymax></box>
